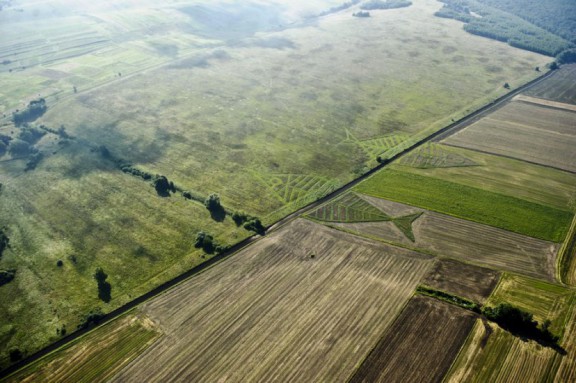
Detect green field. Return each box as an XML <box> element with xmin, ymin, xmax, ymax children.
<box><xmin>0</xmin><ymin>0</ymin><xmax>552</xmax><ymax>368</ymax></box>
<box><xmin>355</xmin><ymin>168</ymin><xmax>572</xmax><ymax>242</ymax></box>
<box><xmin>398</xmin><ymin>145</ymin><xmax>576</xmax><ymax>211</ymax></box>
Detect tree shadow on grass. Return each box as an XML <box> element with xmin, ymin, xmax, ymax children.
<box><xmin>209</xmin><ymin>205</ymin><xmax>227</xmax><ymax>222</ymax></box>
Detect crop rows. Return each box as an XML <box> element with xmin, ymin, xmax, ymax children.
<box><xmin>399</xmin><ymin>143</ymin><xmax>478</xmax><ymax>168</ymax></box>
<box><xmin>526</xmin><ymin>64</ymin><xmax>576</xmax><ymax>105</ymax></box>
<box><xmin>110</xmin><ymin>219</ymin><xmax>434</xmax><ymax>382</ymax></box>
<box><xmin>307</xmin><ymin>192</ymin><xmax>390</xmax><ymax>223</ymax></box>
<box><xmin>444</xmin><ymin>101</ymin><xmax>576</xmax><ymax>173</ymax></box>
<box><xmin>7</xmin><ymin>314</ymin><xmax>161</xmax><ymax>383</ymax></box>
<box><xmin>349</xmin><ymin>296</ymin><xmax>476</xmax><ymax>383</ymax></box>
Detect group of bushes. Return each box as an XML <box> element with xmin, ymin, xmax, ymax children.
<box><xmin>12</xmin><ymin>98</ymin><xmax>47</xmax><ymax>126</ymax></box>
<box><xmin>94</xmin><ymin>267</ymin><xmax>111</xmax><ymax>303</ymax></box>
<box><xmin>194</xmin><ymin>231</ymin><xmax>228</xmax><ymax>255</ymax></box>
<box><xmin>0</xmin><ymin>269</ymin><xmax>15</xmax><ymax>287</ymax></box>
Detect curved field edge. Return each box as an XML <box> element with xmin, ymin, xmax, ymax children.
<box><xmin>1</xmin><ymin>312</ymin><xmax>161</xmax><ymax>383</ymax></box>
<box><xmin>354</xmin><ymin>168</ymin><xmax>572</xmax><ymax>242</ymax></box>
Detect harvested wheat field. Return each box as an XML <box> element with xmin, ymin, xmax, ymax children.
<box><xmin>422</xmin><ymin>258</ymin><xmax>500</xmax><ymax>303</ymax></box>
<box><xmin>349</xmin><ymin>296</ymin><xmax>476</xmax><ymax>383</ymax></box>
<box><xmin>109</xmin><ymin>219</ymin><xmax>433</xmax><ymax>382</ymax></box>
<box><xmin>330</xmin><ymin>197</ymin><xmax>558</xmax><ymax>281</ymax></box>
<box><xmin>443</xmin><ymin>100</ymin><xmax>576</xmax><ymax>173</ymax></box>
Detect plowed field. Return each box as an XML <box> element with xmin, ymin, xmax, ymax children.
<box><xmin>349</xmin><ymin>296</ymin><xmax>476</xmax><ymax>383</ymax></box>
<box><xmin>110</xmin><ymin>219</ymin><xmax>433</xmax><ymax>382</ymax></box>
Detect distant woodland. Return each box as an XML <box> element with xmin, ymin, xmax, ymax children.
<box><xmin>436</xmin><ymin>0</ymin><xmax>575</xmax><ymax>58</ymax></box>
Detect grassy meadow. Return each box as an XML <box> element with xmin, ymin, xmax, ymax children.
<box><xmin>0</xmin><ymin>0</ymin><xmax>552</xmax><ymax>368</ymax></box>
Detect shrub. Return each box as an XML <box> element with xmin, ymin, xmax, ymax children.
<box><xmin>0</xmin><ymin>269</ymin><xmax>16</xmax><ymax>286</ymax></box>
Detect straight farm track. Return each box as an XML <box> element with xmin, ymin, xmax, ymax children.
<box><xmin>349</xmin><ymin>296</ymin><xmax>476</xmax><ymax>383</ymax></box>
<box><xmin>110</xmin><ymin>219</ymin><xmax>433</xmax><ymax>383</ymax></box>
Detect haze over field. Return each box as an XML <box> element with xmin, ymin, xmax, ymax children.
<box><xmin>1</xmin><ymin>0</ymin><xmax>576</xmax><ymax>380</ymax></box>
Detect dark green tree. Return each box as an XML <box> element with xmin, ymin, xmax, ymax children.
<box><xmin>94</xmin><ymin>267</ymin><xmax>112</xmax><ymax>303</ymax></box>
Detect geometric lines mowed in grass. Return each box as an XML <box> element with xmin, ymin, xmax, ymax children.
<box><xmin>359</xmin><ymin>133</ymin><xmax>412</xmax><ymax>158</ymax></box>
<box><xmin>343</xmin><ymin>129</ymin><xmax>412</xmax><ymax>160</ymax></box>
<box><xmin>254</xmin><ymin>173</ymin><xmax>339</xmax><ymax>204</ymax></box>
<box><xmin>399</xmin><ymin>143</ymin><xmax>478</xmax><ymax>169</ymax></box>
<box><xmin>307</xmin><ymin>192</ymin><xmax>392</xmax><ymax>223</ymax></box>
<box><xmin>308</xmin><ymin>192</ymin><xmax>422</xmax><ymax>241</ymax></box>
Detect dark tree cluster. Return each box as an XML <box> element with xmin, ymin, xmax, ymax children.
<box><xmin>8</xmin><ymin>139</ymin><xmax>36</xmax><ymax>157</ymax></box>
<box><xmin>557</xmin><ymin>48</ymin><xmax>576</xmax><ymax>64</ymax></box>
<box><xmin>38</xmin><ymin>124</ymin><xmax>72</xmax><ymax>139</ymax></box>
<box><xmin>435</xmin><ymin>0</ymin><xmax>573</xmax><ymax>56</ymax></box>
<box><xmin>476</xmin><ymin>0</ymin><xmax>576</xmax><ymax>44</ymax></box>
<box><xmin>94</xmin><ymin>267</ymin><xmax>112</xmax><ymax>303</ymax></box>
<box><xmin>12</xmin><ymin>98</ymin><xmax>47</xmax><ymax>126</ymax></box>
<box><xmin>0</xmin><ymin>134</ymin><xmax>11</xmax><ymax>156</ymax></box>
<box><xmin>18</xmin><ymin>125</ymin><xmax>45</xmax><ymax>144</ymax></box>
<box><xmin>231</xmin><ymin>211</ymin><xmax>266</xmax><ymax>235</ymax></box>
<box><xmin>153</xmin><ymin>175</ymin><xmax>176</xmax><ymax>197</ymax></box>
<box><xmin>360</xmin><ymin>0</ymin><xmax>412</xmax><ymax>10</ymax></box>
<box><xmin>120</xmin><ymin>164</ymin><xmax>153</xmax><ymax>181</ymax></box>
<box><xmin>243</xmin><ymin>218</ymin><xmax>266</xmax><ymax>235</ymax></box>
<box><xmin>315</xmin><ymin>0</ymin><xmax>361</xmax><ymax>17</ymax></box>
<box><xmin>205</xmin><ymin>193</ymin><xmax>226</xmax><ymax>221</ymax></box>
<box><xmin>194</xmin><ymin>231</ymin><xmax>228</xmax><ymax>255</ymax></box>
<box><xmin>352</xmin><ymin>11</ymin><xmax>371</xmax><ymax>17</ymax></box>
<box><xmin>0</xmin><ymin>228</ymin><xmax>9</xmax><ymax>259</ymax></box>
<box><xmin>0</xmin><ymin>269</ymin><xmax>16</xmax><ymax>287</ymax></box>
<box><xmin>483</xmin><ymin>303</ymin><xmax>560</xmax><ymax>345</ymax></box>
<box><xmin>77</xmin><ymin>308</ymin><xmax>105</xmax><ymax>330</ymax></box>
<box><xmin>25</xmin><ymin>152</ymin><xmax>44</xmax><ymax>171</ymax></box>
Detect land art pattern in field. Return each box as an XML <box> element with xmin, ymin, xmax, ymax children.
<box><xmin>329</xmin><ymin>195</ymin><xmax>559</xmax><ymax>281</ymax></box>
<box><xmin>349</xmin><ymin>296</ymin><xmax>476</xmax><ymax>383</ymax></box>
<box><xmin>398</xmin><ymin>142</ymin><xmax>478</xmax><ymax>169</ymax></box>
<box><xmin>422</xmin><ymin>258</ymin><xmax>500</xmax><ymax>303</ymax></box>
<box><xmin>355</xmin><ymin>168</ymin><xmax>572</xmax><ymax>242</ymax></box>
<box><xmin>109</xmin><ymin>219</ymin><xmax>433</xmax><ymax>382</ymax></box>
<box><xmin>443</xmin><ymin>100</ymin><xmax>576</xmax><ymax>173</ymax></box>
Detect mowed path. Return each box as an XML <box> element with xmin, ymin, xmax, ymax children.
<box><xmin>443</xmin><ymin>101</ymin><xmax>576</xmax><ymax>173</ymax></box>
<box><xmin>110</xmin><ymin>219</ymin><xmax>433</xmax><ymax>383</ymax></box>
